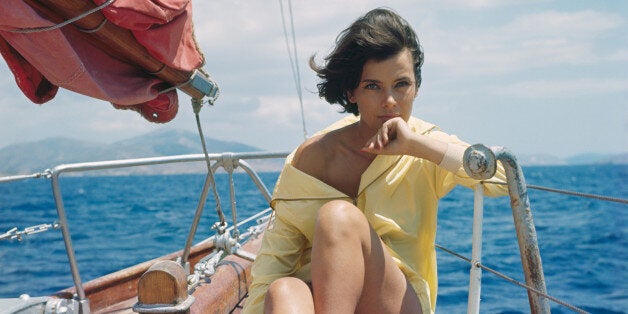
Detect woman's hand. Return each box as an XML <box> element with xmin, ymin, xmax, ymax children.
<box><xmin>361</xmin><ymin>117</ymin><xmax>414</xmax><ymax>155</ymax></box>
<box><xmin>361</xmin><ymin>117</ymin><xmax>448</xmax><ymax>164</ymax></box>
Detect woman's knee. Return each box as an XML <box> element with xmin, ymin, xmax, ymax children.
<box><xmin>317</xmin><ymin>200</ymin><xmax>367</xmax><ymax>231</ymax></box>
<box><xmin>266</xmin><ymin>277</ymin><xmax>308</xmax><ymax>298</ymax></box>
<box><xmin>265</xmin><ymin>277</ymin><xmax>313</xmax><ymax>312</ymax></box>
<box><xmin>313</xmin><ymin>200</ymin><xmax>372</xmax><ymax>254</ymax></box>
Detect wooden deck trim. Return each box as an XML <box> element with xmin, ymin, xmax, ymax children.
<box><xmin>59</xmin><ymin>241</ymin><xmax>215</xmax><ymax>311</ymax></box>
<box><xmin>58</xmin><ymin>233</ymin><xmax>264</xmax><ymax>313</ymax></box>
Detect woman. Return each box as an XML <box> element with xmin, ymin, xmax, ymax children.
<box><xmin>243</xmin><ymin>8</ymin><xmax>507</xmax><ymax>314</ymax></box>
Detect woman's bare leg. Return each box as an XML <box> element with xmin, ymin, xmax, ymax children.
<box><xmin>264</xmin><ymin>277</ymin><xmax>314</xmax><ymax>314</ymax></box>
<box><xmin>311</xmin><ymin>200</ymin><xmax>422</xmax><ymax>314</ymax></box>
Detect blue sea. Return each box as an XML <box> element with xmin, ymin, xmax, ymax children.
<box><xmin>0</xmin><ymin>164</ymin><xmax>626</xmax><ymax>313</ymax></box>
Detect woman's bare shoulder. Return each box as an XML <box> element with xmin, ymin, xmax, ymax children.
<box><xmin>291</xmin><ymin>124</ymin><xmax>355</xmax><ymax>180</ymax></box>
<box><xmin>292</xmin><ymin>133</ymin><xmax>330</xmax><ymax>176</ymax></box>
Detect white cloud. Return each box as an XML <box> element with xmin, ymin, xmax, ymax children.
<box><xmin>609</xmin><ymin>49</ymin><xmax>628</xmax><ymax>62</ymax></box>
<box><xmin>439</xmin><ymin>0</ymin><xmax>548</xmax><ymax>8</ymax></box>
<box><xmin>249</xmin><ymin>95</ymin><xmax>337</xmax><ymax>133</ymax></box>
<box><xmin>426</xmin><ymin>10</ymin><xmax>626</xmax><ymax>76</ymax></box>
<box><xmin>505</xmin><ymin>10</ymin><xmax>622</xmax><ymax>36</ymax></box>
<box><xmin>493</xmin><ymin>78</ymin><xmax>628</xmax><ymax>98</ymax></box>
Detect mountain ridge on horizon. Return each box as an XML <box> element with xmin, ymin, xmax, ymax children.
<box><xmin>0</xmin><ymin>129</ymin><xmax>280</xmax><ymax>176</ymax></box>
<box><xmin>0</xmin><ymin>129</ymin><xmax>626</xmax><ymax>176</ymax></box>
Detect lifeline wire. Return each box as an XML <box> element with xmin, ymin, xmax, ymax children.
<box><xmin>435</xmin><ymin>244</ymin><xmax>589</xmax><ymax>314</ymax></box>
<box><xmin>484</xmin><ymin>180</ymin><xmax>628</xmax><ymax>204</ymax></box>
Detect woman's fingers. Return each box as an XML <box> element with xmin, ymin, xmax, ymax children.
<box><xmin>363</xmin><ymin>120</ymin><xmax>398</xmax><ymax>152</ymax></box>
<box><xmin>380</xmin><ymin>123</ymin><xmax>390</xmax><ymax>147</ymax></box>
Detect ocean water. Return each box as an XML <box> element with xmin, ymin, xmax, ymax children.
<box><xmin>0</xmin><ymin>164</ymin><xmax>626</xmax><ymax>313</ymax></box>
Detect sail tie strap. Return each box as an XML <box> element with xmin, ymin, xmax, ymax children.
<box><xmin>7</xmin><ymin>0</ymin><xmax>116</xmax><ymax>34</ymax></box>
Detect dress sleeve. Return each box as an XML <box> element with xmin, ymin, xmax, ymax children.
<box><xmin>242</xmin><ymin>207</ymin><xmax>307</xmax><ymax>313</ymax></box>
<box><xmin>430</xmin><ymin>132</ymin><xmax>509</xmax><ymax>198</ymax></box>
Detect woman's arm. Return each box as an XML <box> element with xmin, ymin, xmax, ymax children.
<box><xmin>361</xmin><ymin>117</ymin><xmax>448</xmax><ymax>164</ymax></box>
<box><xmin>361</xmin><ymin>117</ymin><xmax>508</xmax><ymax>198</ymax></box>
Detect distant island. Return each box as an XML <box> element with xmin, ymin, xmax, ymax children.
<box><xmin>516</xmin><ymin>152</ymin><xmax>627</xmax><ymax>166</ymax></box>
<box><xmin>0</xmin><ymin>129</ymin><xmax>285</xmax><ymax>176</ymax></box>
<box><xmin>0</xmin><ymin>129</ymin><xmax>625</xmax><ymax>176</ymax></box>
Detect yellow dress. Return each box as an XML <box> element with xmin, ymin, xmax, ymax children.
<box><xmin>243</xmin><ymin>115</ymin><xmax>508</xmax><ymax>314</ymax></box>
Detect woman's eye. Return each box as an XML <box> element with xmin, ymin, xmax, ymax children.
<box><xmin>364</xmin><ymin>83</ymin><xmax>379</xmax><ymax>90</ymax></box>
<box><xmin>395</xmin><ymin>81</ymin><xmax>411</xmax><ymax>88</ymax></box>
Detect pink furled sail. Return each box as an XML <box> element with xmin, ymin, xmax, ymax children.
<box><xmin>0</xmin><ymin>0</ymin><xmax>205</xmax><ymax>123</ymax></box>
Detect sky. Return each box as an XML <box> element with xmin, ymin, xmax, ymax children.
<box><xmin>0</xmin><ymin>0</ymin><xmax>626</xmax><ymax>158</ymax></box>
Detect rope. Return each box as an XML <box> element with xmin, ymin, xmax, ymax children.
<box><xmin>483</xmin><ymin>180</ymin><xmax>628</xmax><ymax>204</ymax></box>
<box><xmin>435</xmin><ymin>244</ymin><xmax>589</xmax><ymax>314</ymax></box>
<box><xmin>278</xmin><ymin>0</ymin><xmax>308</xmax><ymax>140</ymax></box>
<box><xmin>7</xmin><ymin>0</ymin><xmax>117</xmax><ymax>34</ymax></box>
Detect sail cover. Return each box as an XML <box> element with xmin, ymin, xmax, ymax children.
<box><xmin>0</xmin><ymin>0</ymin><xmax>205</xmax><ymax>123</ymax></box>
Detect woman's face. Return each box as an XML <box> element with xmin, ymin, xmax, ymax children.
<box><xmin>348</xmin><ymin>48</ymin><xmax>418</xmax><ymax>132</ymax></box>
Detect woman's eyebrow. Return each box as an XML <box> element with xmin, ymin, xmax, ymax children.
<box><xmin>395</xmin><ymin>75</ymin><xmax>413</xmax><ymax>81</ymax></box>
<box><xmin>360</xmin><ymin>79</ymin><xmax>380</xmax><ymax>83</ymax></box>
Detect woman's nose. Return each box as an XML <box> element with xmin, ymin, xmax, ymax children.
<box><xmin>382</xmin><ymin>90</ymin><xmax>397</xmax><ymax>108</ymax></box>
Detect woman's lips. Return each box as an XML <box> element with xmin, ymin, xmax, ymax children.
<box><xmin>379</xmin><ymin>114</ymin><xmax>400</xmax><ymax>122</ymax></box>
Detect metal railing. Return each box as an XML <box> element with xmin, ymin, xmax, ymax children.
<box><xmin>1</xmin><ymin>151</ymin><xmax>288</xmax><ymax>314</ymax></box>
<box><xmin>463</xmin><ymin>144</ymin><xmax>549</xmax><ymax>313</ymax></box>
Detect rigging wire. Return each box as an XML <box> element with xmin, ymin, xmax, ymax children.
<box><xmin>278</xmin><ymin>0</ymin><xmax>308</xmax><ymax>140</ymax></box>
<box><xmin>192</xmin><ymin>100</ymin><xmax>226</xmax><ymax>227</ymax></box>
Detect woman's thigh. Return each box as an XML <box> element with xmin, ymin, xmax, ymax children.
<box><xmin>314</xmin><ymin>200</ymin><xmax>422</xmax><ymax>313</ymax></box>
<box><xmin>356</xmin><ymin>229</ymin><xmax>422</xmax><ymax>314</ymax></box>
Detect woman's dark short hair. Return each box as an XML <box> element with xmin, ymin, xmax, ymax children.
<box><xmin>310</xmin><ymin>8</ymin><xmax>424</xmax><ymax>115</ymax></box>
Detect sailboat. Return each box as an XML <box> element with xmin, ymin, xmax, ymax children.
<box><xmin>0</xmin><ymin>1</ymin><xmax>265</xmax><ymax>312</ymax></box>
<box><xmin>1</xmin><ymin>1</ymin><xmax>625</xmax><ymax>313</ymax></box>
